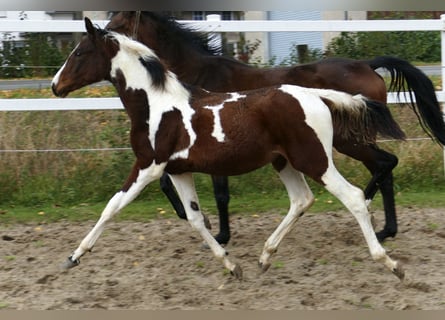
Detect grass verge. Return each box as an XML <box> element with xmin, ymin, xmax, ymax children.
<box><xmin>1</xmin><ymin>187</ymin><xmax>445</xmax><ymax>225</ymax></box>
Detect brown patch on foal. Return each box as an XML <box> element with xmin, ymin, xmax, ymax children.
<box><xmin>155</xmin><ymin>109</ymin><xmax>190</xmax><ymax>162</ymax></box>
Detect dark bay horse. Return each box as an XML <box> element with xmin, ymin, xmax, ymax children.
<box><xmin>105</xmin><ymin>11</ymin><xmax>445</xmax><ymax>244</ymax></box>
<box><xmin>52</xmin><ymin>18</ymin><xmax>405</xmax><ymax>280</ymax></box>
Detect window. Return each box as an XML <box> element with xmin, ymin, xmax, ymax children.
<box><xmin>221</xmin><ymin>12</ymin><xmax>233</xmax><ymax>20</ymax></box>
<box><xmin>192</xmin><ymin>11</ymin><xmax>234</xmax><ymax>21</ymax></box>
<box><xmin>192</xmin><ymin>11</ymin><xmax>205</xmax><ymax>20</ymax></box>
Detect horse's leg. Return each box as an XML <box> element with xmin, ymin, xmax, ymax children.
<box><xmin>62</xmin><ymin>160</ymin><xmax>166</xmax><ymax>269</ymax></box>
<box><xmin>211</xmin><ymin>175</ymin><xmax>231</xmax><ymax>245</ymax></box>
<box><xmin>335</xmin><ymin>142</ymin><xmax>399</xmax><ymax>241</ymax></box>
<box><xmin>258</xmin><ymin>160</ymin><xmax>314</xmax><ymax>272</ymax></box>
<box><xmin>169</xmin><ymin>173</ymin><xmax>242</xmax><ymax>279</ymax></box>
<box><xmin>359</xmin><ymin>148</ymin><xmax>399</xmax><ymax>242</ymax></box>
<box><xmin>159</xmin><ymin>172</ymin><xmax>187</xmax><ymax>219</ymax></box>
<box><xmin>321</xmin><ymin>162</ymin><xmax>404</xmax><ymax>280</ymax></box>
<box><xmin>159</xmin><ymin>172</ymin><xmax>212</xmax><ymax>229</ymax></box>
<box><xmin>376</xmin><ymin>173</ymin><xmax>398</xmax><ymax>241</ymax></box>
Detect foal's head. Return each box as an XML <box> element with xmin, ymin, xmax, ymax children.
<box><xmin>52</xmin><ymin>17</ymin><xmax>169</xmax><ymax>98</ymax></box>
<box><xmin>52</xmin><ymin>18</ymin><xmax>119</xmax><ymax>97</ymax></box>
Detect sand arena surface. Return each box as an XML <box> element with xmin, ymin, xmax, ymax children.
<box><xmin>1</xmin><ymin>207</ymin><xmax>444</xmax><ymax>310</ymax></box>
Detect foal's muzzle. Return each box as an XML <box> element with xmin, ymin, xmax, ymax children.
<box><xmin>51</xmin><ymin>83</ymin><xmax>67</xmax><ymax>98</ymax></box>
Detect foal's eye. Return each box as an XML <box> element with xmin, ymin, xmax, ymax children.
<box><xmin>74</xmin><ymin>50</ymin><xmax>81</xmax><ymax>57</ymax></box>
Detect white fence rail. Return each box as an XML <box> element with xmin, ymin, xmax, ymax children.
<box><xmin>0</xmin><ymin>18</ymin><xmax>443</xmax><ymax>33</ymax></box>
<box><xmin>0</xmin><ymin>16</ymin><xmax>444</xmax><ymax>111</ymax></box>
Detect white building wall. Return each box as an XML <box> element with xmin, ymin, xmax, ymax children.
<box><xmin>243</xmin><ymin>11</ymin><xmax>269</xmax><ymax>64</ymax></box>
<box><xmin>322</xmin><ymin>11</ymin><xmax>366</xmax><ymax>48</ymax></box>
<box><xmin>244</xmin><ymin>10</ymin><xmax>366</xmax><ymax>65</ymax></box>
<box><xmin>267</xmin><ymin>11</ymin><xmax>323</xmax><ymax>64</ymax></box>
<box><xmin>82</xmin><ymin>11</ymin><xmax>109</xmax><ymax>20</ymax></box>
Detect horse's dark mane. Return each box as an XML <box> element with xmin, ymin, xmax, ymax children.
<box><xmin>140</xmin><ymin>11</ymin><xmax>221</xmax><ymax>56</ymax></box>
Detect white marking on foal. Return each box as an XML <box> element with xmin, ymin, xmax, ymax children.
<box><xmin>321</xmin><ymin>163</ymin><xmax>392</xmax><ymax>269</ymax></box>
<box><xmin>109</xmin><ymin>35</ymin><xmax>196</xmax><ymax>160</ymax></box>
<box><xmin>279</xmin><ymin>85</ymin><xmax>334</xmax><ymax>151</ymax></box>
<box><xmin>70</xmin><ymin>161</ymin><xmax>167</xmax><ymax>262</ymax></box>
<box><xmin>204</xmin><ymin>104</ymin><xmax>225</xmax><ymax>142</ymax></box>
<box><xmin>259</xmin><ymin>164</ymin><xmax>314</xmax><ymax>270</ymax></box>
<box><xmin>169</xmin><ymin>173</ymin><xmax>239</xmax><ymax>275</ymax></box>
<box><xmin>51</xmin><ymin>43</ymin><xmax>80</xmax><ymax>87</ymax></box>
<box><xmin>204</xmin><ymin>92</ymin><xmax>246</xmax><ymax>142</ymax></box>
<box><xmin>279</xmin><ymin>84</ymin><xmax>366</xmax><ymax>116</ymax></box>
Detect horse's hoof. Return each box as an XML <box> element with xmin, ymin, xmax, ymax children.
<box><xmin>376</xmin><ymin>229</ymin><xmax>397</xmax><ymax>242</ymax></box>
<box><xmin>214</xmin><ymin>233</ymin><xmax>230</xmax><ymax>246</ymax></box>
<box><xmin>258</xmin><ymin>261</ymin><xmax>271</xmax><ymax>273</ymax></box>
<box><xmin>60</xmin><ymin>256</ymin><xmax>80</xmax><ymax>270</ymax></box>
<box><xmin>392</xmin><ymin>262</ymin><xmax>405</xmax><ymax>281</ymax></box>
<box><xmin>230</xmin><ymin>264</ymin><xmax>243</xmax><ymax>280</ymax></box>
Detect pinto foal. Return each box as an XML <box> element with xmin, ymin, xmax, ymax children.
<box><xmin>52</xmin><ymin>18</ymin><xmax>404</xmax><ymax>280</ymax></box>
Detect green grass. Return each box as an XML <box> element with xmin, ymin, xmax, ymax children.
<box><xmin>2</xmin><ymin>255</ymin><xmax>16</xmax><ymax>261</ymax></box>
<box><xmin>1</xmin><ymin>185</ymin><xmax>445</xmax><ymax>224</ymax></box>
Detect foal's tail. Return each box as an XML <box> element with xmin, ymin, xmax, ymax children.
<box><xmin>367</xmin><ymin>56</ymin><xmax>445</xmax><ymax>145</ymax></box>
<box><xmin>306</xmin><ymin>88</ymin><xmax>406</xmax><ymax>144</ymax></box>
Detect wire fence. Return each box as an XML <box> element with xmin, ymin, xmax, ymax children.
<box><xmin>0</xmin><ymin>16</ymin><xmax>444</xmax><ymax>155</ymax></box>
<box><xmin>0</xmin><ymin>137</ymin><xmax>436</xmax><ymax>154</ymax></box>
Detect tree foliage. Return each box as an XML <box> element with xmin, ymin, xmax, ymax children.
<box><xmin>326</xmin><ymin>12</ymin><xmax>441</xmax><ymax>62</ymax></box>
<box><xmin>0</xmin><ymin>32</ymin><xmax>72</xmax><ymax>78</ymax></box>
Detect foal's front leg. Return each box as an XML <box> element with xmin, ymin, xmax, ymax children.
<box><xmin>169</xmin><ymin>173</ymin><xmax>242</xmax><ymax>279</ymax></box>
<box><xmin>62</xmin><ymin>160</ymin><xmax>166</xmax><ymax>269</ymax></box>
<box><xmin>259</xmin><ymin>164</ymin><xmax>314</xmax><ymax>272</ymax></box>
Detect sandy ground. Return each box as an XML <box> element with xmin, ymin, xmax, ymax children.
<box><xmin>0</xmin><ymin>206</ymin><xmax>444</xmax><ymax>310</ymax></box>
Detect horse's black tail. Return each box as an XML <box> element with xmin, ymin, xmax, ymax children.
<box><xmin>367</xmin><ymin>55</ymin><xmax>445</xmax><ymax>145</ymax></box>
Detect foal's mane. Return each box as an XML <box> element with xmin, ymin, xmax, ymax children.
<box><xmin>106</xmin><ymin>30</ymin><xmax>157</xmax><ymax>58</ymax></box>
<box><xmin>104</xmin><ymin>30</ymin><xmax>168</xmax><ymax>89</ymax></box>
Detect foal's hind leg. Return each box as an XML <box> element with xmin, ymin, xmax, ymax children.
<box><xmin>335</xmin><ymin>142</ymin><xmax>399</xmax><ymax>241</ymax></box>
<box><xmin>169</xmin><ymin>173</ymin><xmax>242</xmax><ymax>279</ymax></box>
<box><xmin>321</xmin><ymin>164</ymin><xmax>404</xmax><ymax>280</ymax></box>
<box><xmin>258</xmin><ymin>162</ymin><xmax>314</xmax><ymax>272</ymax></box>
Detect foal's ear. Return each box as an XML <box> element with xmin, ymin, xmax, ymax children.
<box><xmin>84</xmin><ymin>17</ymin><xmax>96</xmax><ymax>38</ymax></box>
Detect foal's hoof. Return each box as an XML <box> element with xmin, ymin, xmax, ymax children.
<box><xmin>230</xmin><ymin>264</ymin><xmax>243</xmax><ymax>280</ymax></box>
<box><xmin>258</xmin><ymin>261</ymin><xmax>271</xmax><ymax>273</ymax></box>
<box><xmin>392</xmin><ymin>262</ymin><xmax>405</xmax><ymax>281</ymax></box>
<box><xmin>60</xmin><ymin>256</ymin><xmax>80</xmax><ymax>270</ymax></box>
